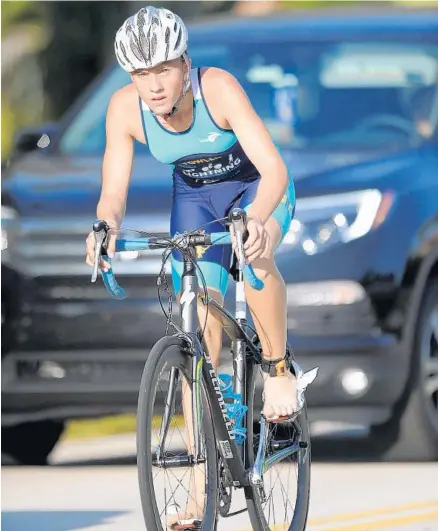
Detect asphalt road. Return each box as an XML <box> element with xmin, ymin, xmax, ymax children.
<box><xmin>2</xmin><ymin>429</ymin><xmax>438</xmax><ymax>531</ymax></box>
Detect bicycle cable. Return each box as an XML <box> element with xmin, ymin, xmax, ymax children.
<box><xmin>106</xmin><ymin>217</ymin><xmax>229</xmax><ymax>342</ymax></box>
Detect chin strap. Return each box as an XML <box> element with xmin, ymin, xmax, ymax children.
<box><xmin>153</xmin><ymin>52</ymin><xmax>191</xmax><ymax>119</ymax></box>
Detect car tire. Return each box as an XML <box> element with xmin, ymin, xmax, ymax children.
<box><xmin>2</xmin><ymin>420</ymin><xmax>65</xmax><ymax>465</ymax></box>
<box><xmin>371</xmin><ymin>280</ymin><xmax>438</xmax><ymax>461</ymax></box>
<box><xmin>1</xmin><ymin>288</ymin><xmax>13</xmax><ymax>358</ymax></box>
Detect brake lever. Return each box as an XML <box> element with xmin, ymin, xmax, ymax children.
<box><xmin>91</xmin><ymin>220</ymin><xmax>109</xmax><ymax>283</ymax></box>
<box><xmin>229</xmin><ymin>208</ymin><xmax>248</xmax><ymax>274</ymax></box>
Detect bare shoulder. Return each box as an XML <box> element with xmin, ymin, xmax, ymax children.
<box><xmin>199</xmin><ymin>67</ymin><xmax>243</xmax><ymax>95</ymax></box>
<box><xmin>107</xmin><ymin>83</ymin><xmax>146</xmax><ymax>144</ymax></box>
<box><xmin>199</xmin><ymin>67</ymin><xmax>249</xmax><ymax>129</ymax></box>
<box><xmin>108</xmin><ymin>84</ymin><xmax>138</xmax><ymax>118</ymax></box>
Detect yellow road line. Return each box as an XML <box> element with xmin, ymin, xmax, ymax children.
<box><xmin>240</xmin><ymin>500</ymin><xmax>438</xmax><ymax>531</ymax></box>
<box><xmin>308</xmin><ymin>499</ymin><xmax>438</xmax><ymax>526</ymax></box>
<box><xmin>316</xmin><ymin>510</ymin><xmax>438</xmax><ymax>531</ymax></box>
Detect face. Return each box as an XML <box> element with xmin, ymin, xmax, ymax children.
<box><xmin>131</xmin><ymin>58</ymin><xmax>189</xmax><ymax>114</ymax></box>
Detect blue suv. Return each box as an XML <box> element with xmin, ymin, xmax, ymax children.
<box><xmin>2</xmin><ymin>8</ymin><xmax>438</xmax><ymax>464</ymax></box>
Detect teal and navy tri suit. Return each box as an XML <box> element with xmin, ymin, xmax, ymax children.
<box><xmin>140</xmin><ymin>67</ymin><xmax>296</xmax><ymax>296</ymax></box>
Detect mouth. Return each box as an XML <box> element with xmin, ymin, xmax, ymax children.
<box><xmin>151</xmin><ymin>96</ymin><xmax>166</xmax><ymax>103</ymax></box>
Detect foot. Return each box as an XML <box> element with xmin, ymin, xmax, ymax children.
<box><xmin>262</xmin><ymin>370</ymin><xmax>298</xmax><ymax>419</ymax></box>
<box><xmin>165</xmin><ymin>467</ymin><xmax>205</xmax><ymax>529</ymax></box>
<box><xmin>166</xmin><ymin>510</ymin><xmax>202</xmax><ymax>530</ymax></box>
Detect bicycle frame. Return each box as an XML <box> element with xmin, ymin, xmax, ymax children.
<box><xmin>91</xmin><ymin>213</ymin><xmax>304</xmax><ymax>489</ymax></box>
<box><xmin>159</xmin><ymin>249</ymin><xmax>302</xmax><ymax>489</ymax></box>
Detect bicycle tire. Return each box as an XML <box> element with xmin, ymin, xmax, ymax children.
<box><xmin>137</xmin><ymin>335</ymin><xmax>219</xmax><ymax>531</ymax></box>
<box><xmin>243</xmin><ymin>356</ymin><xmax>311</xmax><ymax>531</ymax></box>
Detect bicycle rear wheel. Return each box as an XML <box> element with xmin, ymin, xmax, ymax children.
<box><xmin>137</xmin><ymin>336</ymin><xmax>218</xmax><ymax>531</ymax></box>
<box><xmin>244</xmin><ymin>356</ymin><xmax>311</xmax><ymax>531</ymax></box>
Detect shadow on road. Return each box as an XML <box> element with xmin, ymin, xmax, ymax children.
<box><xmin>1</xmin><ymin>510</ymin><xmax>127</xmax><ymax>531</ymax></box>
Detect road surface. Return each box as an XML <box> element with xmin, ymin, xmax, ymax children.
<box><xmin>2</xmin><ymin>431</ymin><xmax>438</xmax><ymax>531</ymax></box>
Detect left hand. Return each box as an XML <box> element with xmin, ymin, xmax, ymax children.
<box><xmin>243</xmin><ymin>216</ymin><xmax>270</xmax><ymax>264</ymax></box>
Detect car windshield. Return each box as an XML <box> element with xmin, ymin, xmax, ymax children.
<box><xmin>59</xmin><ymin>36</ymin><xmax>438</xmax><ymax>155</ymax></box>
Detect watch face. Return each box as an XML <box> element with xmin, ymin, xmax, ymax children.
<box><xmin>274</xmin><ymin>359</ymin><xmax>287</xmax><ymax>377</ymax></box>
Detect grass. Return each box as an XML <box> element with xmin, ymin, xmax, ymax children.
<box><xmin>63</xmin><ymin>413</ymin><xmax>137</xmax><ymax>441</ymax></box>
<box><xmin>62</xmin><ymin>414</ymin><xmax>185</xmax><ymax>441</ymax></box>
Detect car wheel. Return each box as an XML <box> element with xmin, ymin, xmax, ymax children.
<box><xmin>1</xmin><ymin>288</ymin><xmax>12</xmax><ymax>358</ymax></box>
<box><xmin>371</xmin><ymin>280</ymin><xmax>438</xmax><ymax>461</ymax></box>
<box><xmin>2</xmin><ymin>420</ymin><xmax>65</xmax><ymax>465</ymax></box>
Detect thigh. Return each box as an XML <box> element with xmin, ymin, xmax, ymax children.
<box><xmin>170</xmin><ymin>196</ymin><xmax>233</xmax><ymax>297</ymax></box>
<box><xmin>239</xmin><ymin>173</ymin><xmax>296</xmax><ymax>248</ymax></box>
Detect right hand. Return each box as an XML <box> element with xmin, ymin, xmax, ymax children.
<box><xmin>85</xmin><ymin>225</ymin><xmax>117</xmax><ymax>272</ymax></box>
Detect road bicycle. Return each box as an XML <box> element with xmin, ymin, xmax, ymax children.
<box><xmin>91</xmin><ymin>208</ymin><xmax>316</xmax><ymax>531</ymax></box>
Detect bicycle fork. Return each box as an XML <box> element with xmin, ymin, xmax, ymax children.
<box><xmin>155</xmin><ymin>252</ymin><xmax>205</xmax><ymax>467</ymax></box>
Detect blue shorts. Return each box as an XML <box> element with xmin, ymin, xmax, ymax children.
<box><xmin>170</xmin><ymin>173</ymin><xmax>296</xmax><ymax>296</ymax></box>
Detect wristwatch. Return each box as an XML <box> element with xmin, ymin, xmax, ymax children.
<box><xmin>260</xmin><ymin>347</ymin><xmax>294</xmax><ymax>377</ymax></box>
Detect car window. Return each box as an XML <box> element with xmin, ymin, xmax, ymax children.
<box><xmin>59</xmin><ymin>36</ymin><xmax>438</xmax><ymax>155</ymax></box>
<box><xmin>59</xmin><ymin>67</ymin><xmax>133</xmax><ymax>155</ymax></box>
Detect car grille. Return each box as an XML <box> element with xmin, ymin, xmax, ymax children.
<box><xmin>12</xmin><ymin>215</ymin><xmax>173</xmax><ymax>281</ymax></box>
<box><xmin>31</xmin><ymin>273</ymin><xmax>176</xmax><ymax>301</ymax></box>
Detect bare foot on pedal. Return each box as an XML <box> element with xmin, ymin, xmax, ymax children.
<box><xmin>166</xmin><ymin>511</ymin><xmax>202</xmax><ymax>530</ymax></box>
<box><xmin>165</xmin><ymin>467</ymin><xmax>205</xmax><ymax>529</ymax></box>
<box><xmin>263</xmin><ymin>371</ymin><xmax>298</xmax><ymax>419</ymax></box>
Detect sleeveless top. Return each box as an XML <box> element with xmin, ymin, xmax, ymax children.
<box><xmin>139</xmin><ymin>67</ymin><xmax>259</xmax><ymax>181</ymax></box>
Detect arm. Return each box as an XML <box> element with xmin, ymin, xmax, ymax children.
<box><xmin>214</xmin><ymin>69</ymin><xmax>290</xmax><ymax>225</ymax></box>
<box><xmin>97</xmin><ymin>90</ymin><xmax>135</xmax><ymax>256</ymax></box>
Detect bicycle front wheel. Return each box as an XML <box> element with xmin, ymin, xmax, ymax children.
<box><xmin>244</xmin><ymin>357</ymin><xmax>311</xmax><ymax>531</ymax></box>
<box><xmin>137</xmin><ymin>336</ymin><xmax>218</xmax><ymax>531</ymax></box>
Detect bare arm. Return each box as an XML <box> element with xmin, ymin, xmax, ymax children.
<box><xmin>96</xmin><ymin>90</ymin><xmax>134</xmax><ymax>255</ymax></box>
<box><xmin>86</xmin><ymin>90</ymin><xmax>134</xmax><ymax>266</ymax></box>
<box><xmin>98</xmin><ymin>90</ymin><xmax>134</xmax><ymax>228</ymax></box>
<box><xmin>214</xmin><ymin>69</ymin><xmax>289</xmax><ymax>225</ymax></box>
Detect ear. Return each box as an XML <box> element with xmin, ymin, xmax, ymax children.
<box><xmin>183</xmin><ymin>55</ymin><xmax>192</xmax><ymax>72</ymax></box>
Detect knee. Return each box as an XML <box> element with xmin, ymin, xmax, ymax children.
<box><xmin>250</xmin><ymin>256</ymin><xmax>278</xmax><ymax>281</ymax></box>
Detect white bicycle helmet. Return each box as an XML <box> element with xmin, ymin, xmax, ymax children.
<box><xmin>114</xmin><ymin>6</ymin><xmax>188</xmax><ymax>73</ymax></box>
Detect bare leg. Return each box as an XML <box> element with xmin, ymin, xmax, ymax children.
<box><xmin>244</xmin><ymin>217</ymin><xmax>298</xmax><ymax>419</ymax></box>
<box><xmin>167</xmin><ymin>288</ymin><xmax>223</xmax><ymax>528</ymax></box>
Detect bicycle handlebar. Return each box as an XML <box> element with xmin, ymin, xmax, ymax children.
<box><xmin>91</xmin><ymin>209</ymin><xmax>264</xmax><ymax>300</ymax></box>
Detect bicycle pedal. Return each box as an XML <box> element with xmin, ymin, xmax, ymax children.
<box><xmin>265</xmin><ymin>415</ymin><xmax>294</xmax><ymax>423</ymax></box>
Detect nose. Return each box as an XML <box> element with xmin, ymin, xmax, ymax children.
<box><xmin>149</xmin><ymin>74</ymin><xmax>163</xmax><ymax>93</ymax></box>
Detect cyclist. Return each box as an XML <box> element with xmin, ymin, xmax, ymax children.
<box><xmin>85</xmin><ymin>6</ymin><xmax>300</xmax><ymax>527</ymax></box>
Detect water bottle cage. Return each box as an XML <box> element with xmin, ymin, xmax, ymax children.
<box><xmin>218</xmin><ymin>374</ymin><xmax>248</xmax><ymax>445</ymax></box>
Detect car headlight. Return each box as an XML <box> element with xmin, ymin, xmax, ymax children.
<box><xmin>281</xmin><ymin>189</ymin><xmax>393</xmax><ymax>255</ymax></box>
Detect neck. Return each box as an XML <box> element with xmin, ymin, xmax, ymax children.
<box><xmin>160</xmin><ymin>86</ymin><xmax>193</xmax><ymax>124</ymax></box>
